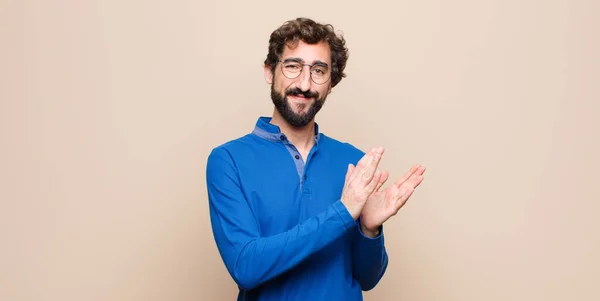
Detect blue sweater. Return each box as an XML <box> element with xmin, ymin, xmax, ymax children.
<box><xmin>206</xmin><ymin>117</ymin><xmax>388</xmax><ymax>301</ymax></box>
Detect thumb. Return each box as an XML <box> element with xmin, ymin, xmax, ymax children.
<box><xmin>374</xmin><ymin>170</ymin><xmax>389</xmax><ymax>192</ymax></box>
<box><xmin>345</xmin><ymin>163</ymin><xmax>355</xmax><ymax>183</ymax></box>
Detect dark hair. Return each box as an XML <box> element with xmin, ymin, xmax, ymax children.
<box><xmin>264</xmin><ymin>18</ymin><xmax>349</xmax><ymax>87</ymax></box>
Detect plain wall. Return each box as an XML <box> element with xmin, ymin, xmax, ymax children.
<box><xmin>1</xmin><ymin>0</ymin><xmax>599</xmax><ymax>300</ymax></box>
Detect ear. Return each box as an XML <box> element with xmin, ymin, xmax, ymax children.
<box><xmin>264</xmin><ymin>64</ymin><xmax>273</xmax><ymax>84</ymax></box>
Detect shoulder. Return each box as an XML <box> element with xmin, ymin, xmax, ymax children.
<box><xmin>207</xmin><ymin>134</ymin><xmax>257</xmax><ymax>165</ymax></box>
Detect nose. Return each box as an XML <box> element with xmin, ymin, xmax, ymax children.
<box><xmin>297</xmin><ymin>65</ymin><xmax>312</xmax><ymax>92</ymax></box>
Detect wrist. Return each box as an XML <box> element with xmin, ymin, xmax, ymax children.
<box><xmin>341</xmin><ymin>197</ymin><xmax>362</xmax><ymax>220</ymax></box>
<box><xmin>360</xmin><ymin>223</ymin><xmax>380</xmax><ymax>238</ymax></box>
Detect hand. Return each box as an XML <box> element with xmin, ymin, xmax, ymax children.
<box><xmin>341</xmin><ymin>147</ymin><xmax>385</xmax><ymax>220</ymax></box>
<box><xmin>359</xmin><ymin>164</ymin><xmax>426</xmax><ymax>236</ymax></box>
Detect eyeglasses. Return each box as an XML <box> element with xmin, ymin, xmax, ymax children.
<box><xmin>279</xmin><ymin>59</ymin><xmax>331</xmax><ymax>85</ymax></box>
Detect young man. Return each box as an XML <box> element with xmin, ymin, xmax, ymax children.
<box><xmin>206</xmin><ymin>17</ymin><xmax>426</xmax><ymax>301</ymax></box>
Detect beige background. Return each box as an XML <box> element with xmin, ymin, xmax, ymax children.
<box><xmin>1</xmin><ymin>0</ymin><xmax>599</xmax><ymax>300</ymax></box>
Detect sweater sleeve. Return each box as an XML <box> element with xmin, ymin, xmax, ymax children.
<box><xmin>352</xmin><ymin>219</ymin><xmax>389</xmax><ymax>291</ymax></box>
<box><xmin>206</xmin><ymin>147</ymin><xmax>357</xmax><ymax>291</ymax></box>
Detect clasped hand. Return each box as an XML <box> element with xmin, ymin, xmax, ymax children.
<box><xmin>340</xmin><ymin>147</ymin><xmax>426</xmax><ymax>237</ymax></box>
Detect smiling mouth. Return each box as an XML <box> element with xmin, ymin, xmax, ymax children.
<box><xmin>289</xmin><ymin>95</ymin><xmax>312</xmax><ymax>101</ymax></box>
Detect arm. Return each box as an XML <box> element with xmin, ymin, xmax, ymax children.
<box><xmin>206</xmin><ymin>148</ymin><xmax>357</xmax><ymax>291</ymax></box>
<box><xmin>352</xmin><ymin>220</ymin><xmax>389</xmax><ymax>291</ymax></box>
<box><xmin>352</xmin><ymin>163</ymin><xmax>427</xmax><ymax>290</ymax></box>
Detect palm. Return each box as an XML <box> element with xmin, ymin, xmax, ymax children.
<box><xmin>361</xmin><ymin>184</ymin><xmax>402</xmax><ymax>229</ymax></box>
<box><xmin>360</xmin><ymin>165</ymin><xmax>426</xmax><ymax>231</ymax></box>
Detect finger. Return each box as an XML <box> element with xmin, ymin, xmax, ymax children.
<box><xmin>415</xmin><ymin>165</ymin><xmax>426</xmax><ymax>176</ymax></box>
<box><xmin>397</xmin><ymin>175</ymin><xmax>424</xmax><ymax>196</ymax></box>
<box><xmin>348</xmin><ymin>148</ymin><xmax>375</xmax><ymax>182</ymax></box>
<box><xmin>365</xmin><ymin>169</ymin><xmax>382</xmax><ymax>195</ymax></box>
<box><xmin>344</xmin><ymin>164</ymin><xmax>355</xmax><ymax>183</ymax></box>
<box><xmin>356</xmin><ymin>148</ymin><xmax>376</xmax><ymax>169</ymax></box>
<box><xmin>394</xmin><ymin>164</ymin><xmax>420</xmax><ymax>187</ymax></box>
<box><xmin>394</xmin><ymin>186</ymin><xmax>415</xmax><ymax>211</ymax></box>
<box><xmin>374</xmin><ymin>170</ymin><xmax>389</xmax><ymax>192</ymax></box>
<box><xmin>411</xmin><ymin>174</ymin><xmax>425</xmax><ymax>189</ymax></box>
<box><xmin>360</xmin><ymin>147</ymin><xmax>385</xmax><ymax>183</ymax></box>
<box><xmin>400</xmin><ymin>166</ymin><xmax>426</xmax><ymax>189</ymax></box>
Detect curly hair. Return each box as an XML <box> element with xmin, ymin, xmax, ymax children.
<box><xmin>264</xmin><ymin>18</ymin><xmax>349</xmax><ymax>87</ymax></box>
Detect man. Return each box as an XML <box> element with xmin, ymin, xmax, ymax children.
<box><xmin>206</xmin><ymin>17</ymin><xmax>426</xmax><ymax>301</ymax></box>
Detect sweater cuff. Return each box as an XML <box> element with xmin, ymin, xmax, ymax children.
<box><xmin>333</xmin><ymin>199</ymin><xmax>358</xmax><ymax>231</ymax></box>
<box><xmin>356</xmin><ymin>222</ymin><xmax>384</xmax><ymax>244</ymax></box>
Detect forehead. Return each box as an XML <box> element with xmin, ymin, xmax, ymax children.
<box><xmin>281</xmin><ymin>40</ymin><xmax>331</xmax><ymax>64</ymax></box>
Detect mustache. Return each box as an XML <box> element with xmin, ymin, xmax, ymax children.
<box><xmin>285</xmin><ymin>87</ymin><xmax>319</xmax><ymax>99</ymax></box>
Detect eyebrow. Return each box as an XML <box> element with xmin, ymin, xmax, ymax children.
<box><xmin>282</xmin><ymin>57</ymin><xmax>330</xmax><ymax>68</ymax></box>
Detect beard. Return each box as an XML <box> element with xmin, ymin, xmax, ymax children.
<box><xmin>270</xmin><ymin>84</ymin><xmax>327</xmax><ymax>128</ymax></box>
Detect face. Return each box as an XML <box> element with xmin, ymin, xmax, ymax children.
<box><xmin>265</xmin><ymin>40</ymin><xmax>333</xmax><ymax>128</ymax></box>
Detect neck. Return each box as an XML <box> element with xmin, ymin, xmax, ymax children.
<box><xmin>270</xmin><ymin>109</ymin><xmax>316</xmax><ymax>151</ymax></box>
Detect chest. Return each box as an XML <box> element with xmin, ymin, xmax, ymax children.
<box><xmin>240</xmin><ymin>151</ymin><xmax>347</xmax><ymax>236</ymax></box>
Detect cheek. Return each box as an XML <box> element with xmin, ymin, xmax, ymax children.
<box><xmin>273</xmin><ymin>76</ymin><xmax>292</xmax><ymax>93</ymax></box>
<box><xmin>317</xmin><ymin>86</ymin><xmax>330</xmax><ymax>97</ymax></box>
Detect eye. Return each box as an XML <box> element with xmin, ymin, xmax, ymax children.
<box><xmin>284</xmin><ymin>63</ymin><xmax>301</xmax><ymax>71</ymax></box>
<box><xmin>312</xmin><ymin>66</ymin><xmax>327</xmax><ymax>75</ymax></box>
